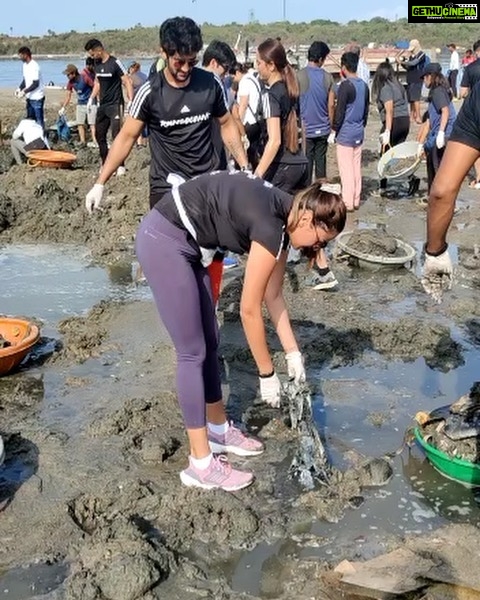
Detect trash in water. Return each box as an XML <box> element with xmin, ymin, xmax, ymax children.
<box><xmin>283</xmin><ymin>381</ymin><xmax>331</xmax><ymax>490</ymax></box>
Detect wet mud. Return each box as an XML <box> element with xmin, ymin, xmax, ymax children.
<box><xmin>1</xmin><ymin>90</ymin><xmax>480</xmax><ymax>598</ymax></box>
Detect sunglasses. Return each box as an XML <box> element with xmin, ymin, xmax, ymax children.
<box><xmin>171</xmin><ymin>57</ymin><xmax>198</xmax><ymax>69</ymax></box>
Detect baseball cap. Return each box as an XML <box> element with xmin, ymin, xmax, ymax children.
<box><xmin>63</xmin><ymin>64</ymin><xmax>78</xmax><ymax>75</ymax></box>
<box><xmin>421</xmin><ymin>62</ymin><xmax>442</xmax><ymax>77</ymax></box>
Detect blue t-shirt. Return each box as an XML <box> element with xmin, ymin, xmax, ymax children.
<box><xmin>67</xmin><ymin>72</ymin><xmax>93</xmax><ymax>105</ymax></box>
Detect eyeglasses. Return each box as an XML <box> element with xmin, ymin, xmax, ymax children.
<box><xmin>171</xmin><ymin>57</ymin><xmax>198</xmax><ymax>69</ymax></box>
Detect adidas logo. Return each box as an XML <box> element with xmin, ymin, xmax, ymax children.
<box><xmin>180</xmin><ymin>105</ymin><xmax>190</xmax><ymax>114</ymax></box>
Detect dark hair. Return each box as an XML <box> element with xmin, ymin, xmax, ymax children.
<box><xmin>473</xmin><ymin>39</ymin><xmax>480</xmax><ymax>53</ymax></box>
<box><xmin>159</xmin><ymin>17</ymin><xmax>202</xmax><ymax>57</ymax></box>
<box><xmin>308</xmin><ymin>41</ymin><xmax>330</xmax><ymax>62</ymax></box>
<box><xmin>447</xmin><ymin>43</ymin><xmax>456</xmax><ymax>49</ymax></box>
<box><xmin>466</xmin><ymin>48</ymin><xmax>473</xmax><ymax>56</ymax></box>
<box><xmin>341</xmin><ymin>52</ymin><xmax>359</xmax><ymax>73</ymax></box>
<box><xmin>18</xmin><ymin>46</ymin><xmax>31</xmax><ymax>56</ymax></box>
<box><xmin>372</xmin><ymin>61</ymin><xmax>405</xmax><ymax>102</ymax></box>
<box><xmin>85</xmin><ymin>57</ymin><xmax>95</xmax><ymax>67</ymax></box>
<box><xmin>202</xmin><ymin>40</ymin><xmax>236</xmax><ymax>70</ymax></box>
<box><xmin>84</xmin><ymin>39</ymin><xmax>103</xmax><ymax>52</ymax></box>
<box><xmin>428</xmin><ymin>71</ymin><xmax>452</xmax><ymax>100</ymax></box>
<box><xmin>257</xmin><ymin>37</ymin><xmax>300</xmax><ymax>153</ymax></box>
<box><xmin>231</xmin><ymin>61</ymin><xmax>247</xmax><ymax>75</ymax></box>
<box><xmin>289</xmin><ymin>182</ymin><xmax>346</xmax><ymax>262</ymax></box>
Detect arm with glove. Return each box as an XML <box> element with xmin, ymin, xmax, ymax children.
<box><xmin>240</xmin><ymin>245</ymin><xmax>305</xmax><ymax>409</ymax></box>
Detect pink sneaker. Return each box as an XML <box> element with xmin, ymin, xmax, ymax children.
<box><xmin>180</xmin><ymin>455</ymin><xmax>253</xmax><ymax>491</ymax></box>
<box><xmin>208</xmin><ymin>424</ymin><xmax>264</xmax><ymax>457</ymax></box>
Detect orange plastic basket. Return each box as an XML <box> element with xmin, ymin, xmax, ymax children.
<box><xmin>27</xmin><ymin>150</ymin><xmax>76</xmax><ymax>169</ymax></box>
<box><xmin>0</xmin><ymin>318</ymin><xmax>40</xmax><ymax>376</ymax></box>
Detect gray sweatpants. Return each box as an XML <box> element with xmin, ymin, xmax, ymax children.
<box><xmin>10</xmin><ymin>139</ymin><xmax>27</xmax><ymax>165</ymax></box>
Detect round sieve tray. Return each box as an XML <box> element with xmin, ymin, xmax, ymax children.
<box><xmin>335</xmin><ymin>231</ymin><xmax>416</xmax><ymax>267</ymax></box>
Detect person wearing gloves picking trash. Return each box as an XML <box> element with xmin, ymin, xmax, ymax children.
<box><xmin>135</xmin><ymin>170</ymin><xmax>346</xmax><ymax>491</ymax></box>
<box><xmin>416</xmin><ymin>63</ymin><xmax>456</xmax><ymax>203</ymax></box>
<box><xmin>422</xmin><ymin>72</ymin><xmax>480</xmax><ymax>298</ymax></box>
<box><xmin>58</xmin><ymin>64</ymin><xmax>95</xmax><ymax>145</ymax></box>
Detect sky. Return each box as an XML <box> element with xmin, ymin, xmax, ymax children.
<box><xmin>5</xmin><ymin>0</ymin><xmax>408</xmax><ymax>36</ymax></box>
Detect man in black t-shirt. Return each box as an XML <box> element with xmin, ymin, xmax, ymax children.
<box><xmin>85</xmin><ymin>18</ymin><xmax>248</xmax><ymax>213</ymax></box>
<box><xmin>84</xmin><ymin>38</ymin><xmax>134</xmax><ymax>171</ymax></box>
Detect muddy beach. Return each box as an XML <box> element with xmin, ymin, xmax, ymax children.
<box><xmin>1</xmin><ymin>87</ymin><xmax>480</xmax><ymax>599</ymax></box>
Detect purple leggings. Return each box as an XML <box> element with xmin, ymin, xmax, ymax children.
<box><xmin>135</xmin><ymin>209</ymin><xmax>222</xmax><ymax>429</ymax></box>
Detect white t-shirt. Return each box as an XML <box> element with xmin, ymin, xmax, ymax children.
<box><xmin>238</xmin><ymin>71</ymin><xmax>261</xmax><ymax>126</ymax></box>
<box><xmin>12</xmin><ymin>119</ymin><xmax>49</xmax><ymax>146</ymax></box>
<box><xmin>450</xmin><ymin>51</ymin><xmax>460</xmax><ymax>71</ymax></box>
<box><xmin>22</xmin><ymin>59</ymin><xmax>45</xmax><ymax>100</ymax></box>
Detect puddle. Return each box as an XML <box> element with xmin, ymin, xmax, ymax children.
<box><xmin>0</xmin><ymin>244</ymin><xmax>149</xmax><ymax>328</ymax></box>
<box><xmin>0</xmin><ymin>561</ymin><xmax>69</xmax><ymax>599</ymax></box>
<box><xmin>230</xmin><ymin>346</ymin><xmax>480</xmax><ymax>597</ymax></box>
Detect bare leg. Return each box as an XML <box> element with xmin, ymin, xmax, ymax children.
<box><xmin>78</xmin><ymin>124</ymin><xmax>86</xmax><ymax>144</ymax></box>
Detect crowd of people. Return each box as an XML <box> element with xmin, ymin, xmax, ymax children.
<box><xmin>8</xmin><ymin>19</ymin><xmax>477</xmax><ymax>491</ymax></box>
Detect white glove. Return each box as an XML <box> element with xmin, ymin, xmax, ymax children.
<box><xmin>58</xmin><ymin>106</ymin><xmax>65</xmax><ymax>116</ymax></box>
<box><xmin>285</xmin><ymin>351</ymin><xmax>306</xmax><ymax>384</ymax></box>
<box><xmin>15</xmin><ymin>88</ymin><xmax>25</xmax><ymax>98</ymax></box>
<box><xmin>87</xmin><ymin>97</ymin><xmax>94</xmax><ymax>110</ymax></box>
<box><xmin>259</xmin><ymin>373</ymin><xmax>281</xmax><ymax>408</ymax></box>
<box><xmin>421</xmin><ymin>249</ymin><xmax>453</xmax><ymax>302</ymax></box>
<box><xmin>327</xmin><ymin>132</ymin><xmax>336</xmax><ymax>145</ymax></box>
<box><xmin>417</xmin><ymin>143</ymin><xmax>424</xmax><ymax>158</ymax></box>
<box><xmin>241</xmin><ymin>134</ymin><xmax>250</xmax><ymax>151</ymax></box>
<box><xmin>436</xmin><ymin>131</ymin><xmax>445</xmax><ymax>149</ymax></box>
<box><xmin>85</xmin><ymin>183</ymin><xmax>104</xmax><ymax>214</ymax></box>
<box><xmin>380</xmin><ymin>129</ymin><xmax>390</xmax><ymax>147</ymax></box>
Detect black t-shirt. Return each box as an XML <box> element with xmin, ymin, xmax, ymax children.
<box><xmin>429</xmin><ymin>86</ymin><xmax>450</xmax><ymax>111</ymax></box>
<box><xmin>450</xmin><ymin>81</ymin><xmax>480</xmax><ymax>149</ymax></box>
<box><xmin>130</xmin><ymin>68</ymin><xmax>228</xmax><ymax>197</ymax></box>
<box><xmin>154</xmin><ymin>170</ymin><xmax>292</xmax><ymax>257</ymax></box>
<box><xmin>261</xmin><ymin>80</ymin><xmax>306</xmax><ymax>165</ymax></box>
<box><xmin>94</xmin><ymin>56</ymin><xmax>126</xmax><ymax>106</ymax></box>
<box><xmin>460</xmin><ymin>58</ymin><xmax>480</xmax><ymax>89</ymax></box>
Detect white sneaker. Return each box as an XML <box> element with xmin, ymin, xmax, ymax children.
<box><xmin>116</xmin><ymin>166</ymin><xmax>126</xmax><ymax>176</ymax></box>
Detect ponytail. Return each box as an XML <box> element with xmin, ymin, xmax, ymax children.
<box><xmin>282</xmin><ymin>63</ymin><xmax>300</xmax><ymax>153</ymax></box>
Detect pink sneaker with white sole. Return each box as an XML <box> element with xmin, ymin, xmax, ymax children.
<box><xmin>208</xmin><ymin>424</ymin><xmax>264</xmax><ymax>456</ymax></box>
<box><xmin>180</xmin><ymin>455</ymin><xmax>253</xmax><ymax>491</ymax></box>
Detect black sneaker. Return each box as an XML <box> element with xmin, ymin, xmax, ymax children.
<box><xmin>305</xmin><ymin>268</ymin><xmax>338</xmax><ymax>290</ymax></box>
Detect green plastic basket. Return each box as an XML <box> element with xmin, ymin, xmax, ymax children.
<box><xmin>414</xmin><ymin>427</ymin><xmax>480</xmax><ymax>487</ymax></box>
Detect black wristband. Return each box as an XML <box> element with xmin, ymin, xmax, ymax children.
<box><xmin>424</xmin><ymin>242</ymin><xmax>448</xmax><ymax>257</ymax></box>
<box><xmin>259</xmin><ymin>370</ymin><xmax>275</xmax><ymax>379</ymax></box>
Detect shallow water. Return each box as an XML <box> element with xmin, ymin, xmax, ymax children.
<box><xmin>0</xmin><ymin>244</ymin><xmax>149</xmax><ymax>327</ymax></box>
<box><xmin>230</xmin><ymin>346</ymin><xmax>480</xmax><ymax>597</ymax></box>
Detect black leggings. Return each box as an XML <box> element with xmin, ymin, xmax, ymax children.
<box><xmin>264</xmin><ymin>161</ymin><xmax>309</xmax><ymax>194</ymax></box>
<box><xmin>426</xmin><ymin>144</ymin><xmax>446</xmax><ymax>193</ymax></box>
<box><xmin>380</xmin><ymin>116</ymin><xmax>410</xmax><ymax>189</ymax></box>
<box><xmin>95</xmin><ymin>103</ymin><xmax>123</xmax><ymax>164</ymax></box>
<box><xmin>306</xmin><ymin>135</ymin><xmax>328</xmax><ymax>182</ymax></box>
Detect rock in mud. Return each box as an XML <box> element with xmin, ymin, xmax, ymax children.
<box><xmin>65</xmin><ymin>516</ymin><xmax>173</xmax><ymax>600</ymax></box>
<box><xmin>0</xmin><ymin>193</ymin><xmax>16</xmax><ymax>232</ymax></box>
<box><xmin>157</xmin><ymin>488</ymin><xmax>259</xmax><ymax>551</ymax></box>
